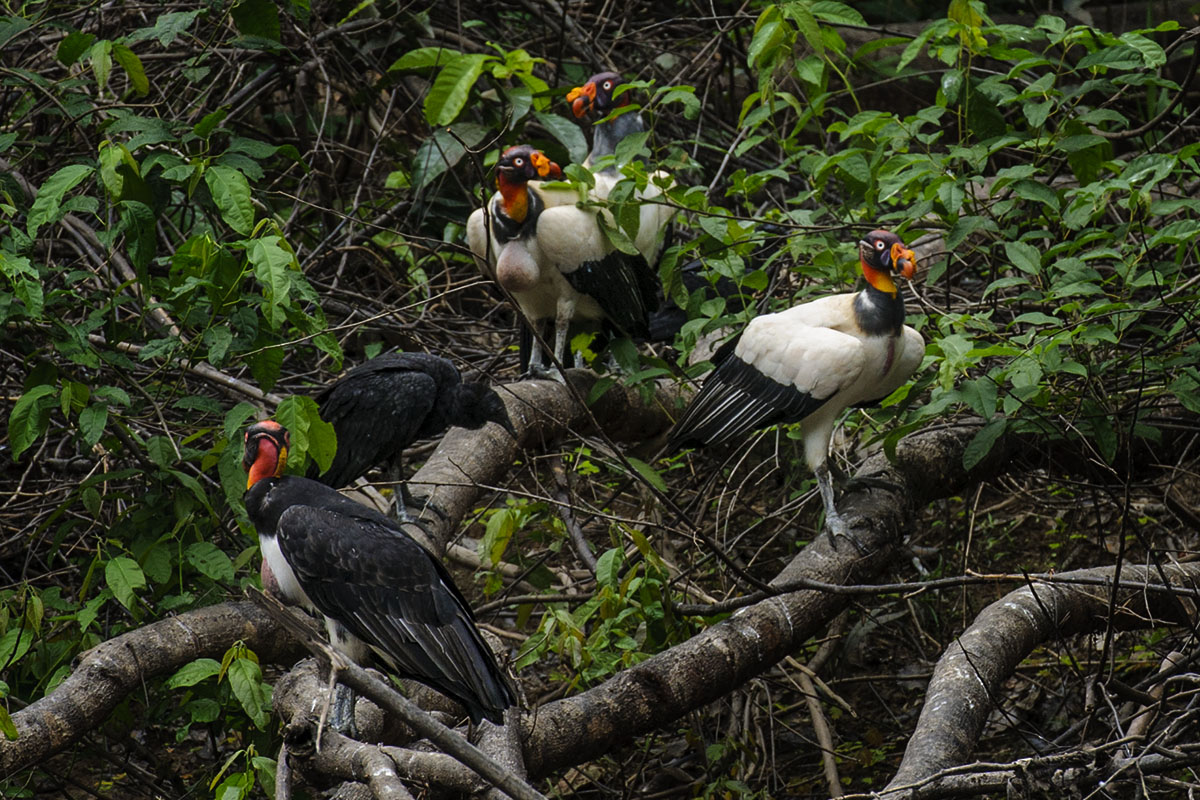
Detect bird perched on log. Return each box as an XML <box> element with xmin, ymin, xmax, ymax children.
<box><xmin>467</xmin><ymin>144</ymin><xmax>667</xmax><ymax>376</ymax></box>
<box><xmin>244</xmin><ymin>420</ymin><xmax>517</xmax><ymax>729</ymax></box>
<box><xmin>667</xmin><ymin>230</ymin><xmax>925</xmax><ymax>544</ymax></box>
<box><xmin>309</xmin><ymin>352</ymin><xmax>514</xmax><ymax>520</ymax></box>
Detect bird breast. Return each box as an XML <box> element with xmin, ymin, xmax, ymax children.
<box><xmin>495</xmin><ymin>240</ymin><xmax>541</xmax><ymax>292</ymax></box>
<box><xmin>259</xmin><ymin>533</ymin><xmax>312</xmax><ymax>609</ymax></box>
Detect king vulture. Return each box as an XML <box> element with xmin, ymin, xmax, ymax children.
<box><xmin>309</xmin><ymin>352</ymin><xmax>514</xmax><ymax>518</ymax></box>
<box><xmin>567</xmin><ymin>70</ymin><xmax>647</xmax><ymax>175</ymax></box>
<box><xmin>667</xmin><ymin>230</ymin><xmax>925</xmax><ymax>544</ymax></box>
<box><xmin>466</xmin><ymin>145</ymin><xmax>666</xmax><ymax>376</ymax></box>
<box><xmin>244</xmin><ymin>420</ymin><xmax>517</xmax><ymax>729</ymax></box>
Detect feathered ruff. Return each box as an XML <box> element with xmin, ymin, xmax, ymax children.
<box><xmin>246</xmin><ymin>475</ymin><xmax>516</xmax><ymax>724</ymax></box>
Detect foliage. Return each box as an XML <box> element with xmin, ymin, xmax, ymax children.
<box><xmin>1</xmin><ymin>0</ymin><xmax>1197</xmax><ymax>795</ymax></box>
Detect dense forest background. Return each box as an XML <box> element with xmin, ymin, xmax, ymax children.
<box><xmin>2</xmin><ymin>0</ymin><xmax>1199</xmax><ymax>797</ymax></box>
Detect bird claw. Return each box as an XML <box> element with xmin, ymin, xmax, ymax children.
<box><xmin>824</xmin><ymin>512</ymin><xmax>870</xmax><ymax>556</ymax></box>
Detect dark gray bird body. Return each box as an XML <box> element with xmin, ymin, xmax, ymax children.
<box><xmin>311</xmin><ymin>352</ymin><xmax>512</xmax><ymax>490</ymax></box>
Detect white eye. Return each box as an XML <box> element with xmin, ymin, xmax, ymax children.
<box><xmin>513</xmin><ymin>157</ymin><xmax>524</xmax><ymax>167</ymax></box>
<box><xmin>875</xmin><ymin>240</ymin><xmax>885</xmax><ymax>250</ymax></box>
<box><xmin>603</xmin><ymin>80</ymin><xmax>613</xmax><ymax>90</ymax></box>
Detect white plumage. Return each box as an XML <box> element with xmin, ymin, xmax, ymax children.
<box><xmin>668</xmin><ymin>230</ymin><xmax>925</xmax><ymax>544</ymax></box>
<box><xmin>467</xmin><ymin>144</ymin><xmax>672</xmax><ymax>375</ymax></box>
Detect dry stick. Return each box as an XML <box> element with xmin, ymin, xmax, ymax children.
<box><xmin>796</xmin><ymin>613</ymin><xmax>849</xmax><ymax>797</ymax></box>
<box><xmin>247</xmin><ymin>590</ymin><xmax>547</xmax><ymax>800</ymax></box>
<box><xmin>550</xmin><ymin>456</ymin><xmax>598</xmax><ymax>574</ymax></box>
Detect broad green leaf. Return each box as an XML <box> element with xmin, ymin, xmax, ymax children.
<box><xmin>390</xmin><ymin>46</ymin><xmax>460</xmax><ymax>71</ymax></box>
<box><xmin>126</xmin><ymin>10</ymin><xmax>203</xmax><ymax>46</ymax></box>
<box><xmin>963</xmin><ymin>418</ymin><xmax>1007</xmax><ymax>471</ymax></box>
<box><xmin>9</xmin><ymin>384</ymin><xmax>56</xmax><ymax>459</ymax></box>
<box><xmin>481</xmin><ymin>508</ymin><xmax>516</xmax><ymax>566</ymax></box>
<box><xmin>1004</xmin><ymin>240</ymin><xmax>1041</xmax><ymax>274</ymax></box>
<box><xmin>0</xmin><ymin>628</ymin><xmax>34</xmax><ymax>671</ymax></box>
<box><xmin>146</xmin><ymin>435</ymin><xmax>178</xmax><ymax>467</ymax></box>
<box><xmin>247</xmin><ymin>236</ymin><xmax>295</xmax><ymax>327</ymax></box>
<box><xmin>0</xmin><ymin>705</ymin><xmax>16</xmax><ymax>741</ymax></box>
<box><xmin>57</xmin><ymin>31</ymin><xmax>96</xmax><ymax>66</ymax></box>
<box><xmin>204</xmin><ymin>165</ymin><xmax>253</xmax><ymax>235</ymax></box>
<box><xmin>194</xmin><ymin>107</ymin><xmax>228</xmax><ymax>139</ymax></box>
<box><xmin>185</xmin><ymin>542</ymin><xmax>235</xmax><ymax>582</ymax></box>
<box><xmin>411</xmin><ymin>123</ymin><xmax>488</xmax><ymax>188</ymax></box>
<box><xmin>78</xmin><ymin>403</ymin><xmax>108</xmax><ymax>447</ymax></box>
<box><xmin>231</xmin><ymin>0</ymin><xmax>281</xmax><ymax>41</ymax></box>
<box><xmin>1119</xmin><ymin>32</ymin><xmax>1166</xmax><ymax>68</ymax></box>
<box><xmin>111</xmin><ymin>43</ymin><xmax>149</xmax><ymax>95</ymax></box>
<box><xmin>595</xmin><ymin>547</ymin><xmax>621</xmax><ymax>591</ymax></box>
<box><xmin>105</xmin><ymin>556</ymin><xmax>147</xmax><ymax>611</ymax></box>
<box><xmin>781</xmin><ymin>2</ymin><xmax>823</xmax><ymax>56</ymax></box>
<box><xmin>227</xmin><ymin>657</ymin><xmax>271</xmax><ymax>729</ymax></box>
<box><xmin>27</xmin><ymin>164</ymin><xmax>95</xmax><ymax>238</ymax></box>
<box><xmin>424</xmin><ymin>53</ymin><xmax>492</xmax><ymax>126</ymax></box>
<box><xmin>166</xmin><ymin>658</ymin><xmax>222</xmax><ymax>688</ymax></box>
<box><xmin>533</xmin><ymin>111</ymin><xmax>588</xmax><ymax>164</ymax></box>
<box><xmin>224</xmin><ymin>402</ymin><xmax>259</xmax><ymax>440</ymax></box>
<box><xmin>90</xmin><ymin>39</ymin><xmax>112</xmax><ymax>92</ymax></box>
<box><xmin>275</xmin><ymin>395</ymin><xmax>335</xmax><ymax>473</ymax></box>
<box><xmin>626</xmin><ymin>456</ymin><xmax>667</xmax><ymax>493</ymax></box>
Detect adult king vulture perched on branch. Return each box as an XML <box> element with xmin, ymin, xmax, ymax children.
<box><xmin>244</xmin><ymin>420</ymin><xmax>517</xmax><ymax>729</ymax></box>
<box><xmin>308</xmin><ymin>352</ymin><xmax>514</xmax><ymax>518</ymax></box>
<box><xmin>667</xmin><ymin>230</ymin><xmax>925</xmax><ymax>544</ymax></box>
<box><xmin>466</xmin><ymin>145</ymin><xmax>668</xmax><ymax>376</ymax></box>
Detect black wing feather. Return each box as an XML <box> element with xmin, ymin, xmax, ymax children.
<box><xmin>668</xmin><ymin>352</ymin><xmax>830</xmax><ymax>449</ymax></box>
<box><xmin>262</xmin><ymin>479</ymin><xmax>515</xmax><ymax>722</ymax></box>
<box><xmin>562</xmin><ymin>250</ymin><xmax>658</xmax><ymax>338</ymax></box>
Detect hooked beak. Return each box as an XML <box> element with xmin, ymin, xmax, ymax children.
<box><xmin>891</xmin><ymin>242</ymin><xmax>917</xmax><ymax>280</ymax></box>
<box><xmin>530</xmin><ymin>151</ymin><xmax>561</xmax><ymax>179</ymax></box>
<box><xmin>566</xmin><ymin>82</ymin><xmax>595</xmax><ymax>118</ymax></box>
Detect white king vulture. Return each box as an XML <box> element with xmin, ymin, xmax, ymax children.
<box><xmin>667</xmin><ymin>230</ymin><xmax>925</xmax><ymax>544</ymax></box>
<box><xmin>466</xmin><ymin>145</ymin><xmax>668</xmax><ymax>375</ymax></box>
<box><xmin>308</xmin><ymin>352</ymin><xmax>514</xmax><ymax>518</ymax></box>
<box><xmin>244</xmin><ymin>420</ymin><xmax>517</xmax><ymax>729</ymax></box>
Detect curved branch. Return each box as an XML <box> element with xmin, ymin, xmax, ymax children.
<box><xmin>0</xmin><ymin>601</ymin><xmax>300</xmax><ymax>775</ymax></box>
<box><xmin>882</xmin><ymin>562</ymin><xmax>1200</xmax><ymax>796</ymax></box>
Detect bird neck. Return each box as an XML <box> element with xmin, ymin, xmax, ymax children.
<box><xmin>246</xmin><ymin>438</ymin><xmax>286</xmax><ymax>488</ymax></box>
<box><xmin>855</xmin><ymin>261</ymin><xmax>906</xmax><ymax>337</ymax></box>
<box><xmin>860</xmin><ymin>259</ymin><xmax>898</xmax><ymax>297</ymax></box>
<box><xmin>591</xmin><ymin>111</ymin><xmax>644</xmax><ymax>167</ymax></box>
<box><xmin>497</xmin><ymin>173</ymin><xmax>532</xmax><ymax>223</ymax></box>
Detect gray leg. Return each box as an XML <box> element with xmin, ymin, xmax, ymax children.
<box><xmin>815</xmin><ymin>462</ymin><xmax>867</xmax><ymax>553</ymax></box>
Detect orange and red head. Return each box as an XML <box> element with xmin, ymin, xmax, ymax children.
<box><xmin>858</xmin><ymin>230</ymin><xmax>917</xmax><ymax>295</ymax></box>
<box><xmin>567</xmin><ymin>71</ymin><xmax>627</xmax><ymax>119</ymax></box>
<box><xmin>243</xmin><ymin>420</ymin><xmax>289</xmax><ymax>489</ymax></box>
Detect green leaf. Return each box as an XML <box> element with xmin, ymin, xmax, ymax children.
<box><xmin>275</xmin><ymin>395</ymin><xmax>336</xmax><ymax>473</ymax></box>
<box><xmin>963</xmin><ymin>418</ymin><xmax>1007</xmax><ymax>471</ymax></box>
<box><xmin>146</xmin><ymin>435</ymin><xmax>178</xmax><ymax>467</ymax></box>
<box><xmin>481</xmin><ymin>508</ymin><xmax>517</xmax><ymax>566</ymax></box>
<box><xmin>533</xmin><ymin>111</ymin><xmax>589</xmax><ymax>164</ymax></box>
<box><xmin>185</xmin><ymin>542</ymin><xmax>235</xmax><ymax>582</ymax></box>
<box><xmin>595</xmin><ymin>547</ymin><xmax>622</xmax><ymax>590</ymax></box>
<box><xmin>230</xmin><ymin>0</ymin><xmax>281</xmax><ymax>41</ymax></box>
<box><xmin>9</xmin><ymin>384</ymin><xmax>56</xmax><ymax>459</ymax></box>
<box><xmin>204</xmin><ymin>165</ymin><xmax>254</xmax><ymax>235</ymax></box>
<box><xmin>424</xmin><ymin>53</ymin><xmax>492</xmax><ymax>126</ymax></box>
<box><xmin>1004</xmin><ymin>240</ymin><xmax>1041</xmax><ymax>275</ymax></box>
<box><xmin>781</xmin><ymin>2</ymin><xmax>823</xmax><ymax>56</ymax></box>
<box><xmin>1119</xmin><ymin>32</ymin><xmax>1166</xmax><ymax>68</ymax></box>
<box><xmin>411</xmin><ymin>123</ymin><xmax>488</xmax><ymax>189</ymax></box>
<box><xmin>389</xmin><ymin>46</ymin><xmax>460</xmax><ymax>71</ymax></box>
<box><xmin>0</xmin><ymin>705</ymin><xmax>16</xmax><ymax>741</ymax></box>
<box><xmin>111</xmin><ymin>43</ymin><xmax>149</xmax><ymax>95</ymax></box>
<box><xmin>625</xmin><ymin>456</ymin><xmax>667</xmax><ymax>493</ymax></box>
<box><xmin>90</xmin><ymin>39</ymin><xmax>112</xmax><ymax>92</ymax></box>
<box><xmin>193</xmin><ymin>107</ymin><xmax>228</xmax><ymax>139</ymax></box>
<box><xmin>247</xmin><ymin>236</ymin><xmax>295</xmax><ymax>328</ymax></box>
<box><xmin>57</xmin><ymin>31</ymin><xmax>96</xmax><ymax>66</ymax></box>
<box><xmin>78</xmin><ymin>404</ymin><xmax>108</xmax><ymax>447</ymax></box>
<box><xmin>27</xmin><ymin>164</ymin><xmax>95</xmax><ymax>238</ymax></box>
<box><xmin>227</xmin><ymin>657</ymin><xmax>271</xmax><ymax>729</ymax></box>
<box><xmin>105</xmin><ymin>556</ymin><xmax>147</xmax><ymax>611</ymax></box>
<box><xmin>166</xmin><ymin>658</ymin><xmax>222</xmax><ymax>688</ymax></box>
